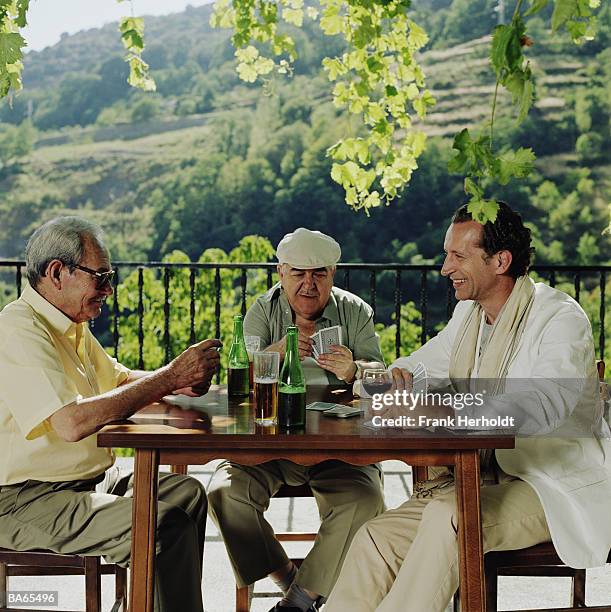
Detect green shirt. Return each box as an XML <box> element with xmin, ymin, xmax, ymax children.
<box><xmin>244</xmin><ymin>283</ymin><xmax>384</xmax><ymax>384</ymax></box>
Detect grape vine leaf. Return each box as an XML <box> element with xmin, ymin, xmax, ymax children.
<box><xmin>15</xmin><ymin>0</ymin><xmax>29</xmax><ymax>27</ymax></box>
<box><xmin>496</xmin><ymin>147</ymin><xmax>536</xmax><ymax>184</ymax></box>
<box><xmin>0</xmin><ymin>33</ymin><xmax>25</xmax><ymax>66</ymax></box>
<box><xmin>468</xmin><ymin>198</ymin><xmax>500</xmax><ymax>224</ymax></box>
<box><xmin>552</xmin><ymin>0</ymin><xmax>579</xmax><ymax>32</ymax></box>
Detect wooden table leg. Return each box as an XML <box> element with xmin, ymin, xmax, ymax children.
<box><xmin>129</xmin><ymin>449</ymin><xmax>159</xmax><ymax>612</ymax></box>
<box><xmin>455</xmin><ymin>449</ymin><xmax>485</xmax><ymax>612</ymax></box>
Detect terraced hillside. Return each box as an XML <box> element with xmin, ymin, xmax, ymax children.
<box><xmin>0</xmin><ymin>2</ymin><xmax>608</xmax><ymax>269</ymax></box>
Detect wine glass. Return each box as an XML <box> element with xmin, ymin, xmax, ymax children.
<box><xmin>362</xmin><ymin>368</ymin><xmax>393</xmax><ymax>398</ymax></box>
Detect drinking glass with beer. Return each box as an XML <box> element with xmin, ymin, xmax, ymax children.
<box><xmin>253</xmin><ymin>351</ymin><xmax>280</xmax><ymax>425</ymax></box>
<box><xmin>245</xmin><ymin>336</ymin><xmax>261</xmax><ymax>390</ymax></box>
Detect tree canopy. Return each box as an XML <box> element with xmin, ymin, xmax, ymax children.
<box><xmin>0</xmin><ymin>0</ymin><xmax>606</xmax><ymax>222</ymax></box>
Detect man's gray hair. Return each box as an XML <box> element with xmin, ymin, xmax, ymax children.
<box><xmin>25</xmin><ymin>216</ymin><xmax>107</xmax><ymax>287</ymax></box>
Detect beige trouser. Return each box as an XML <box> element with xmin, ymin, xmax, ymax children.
<box><xmin>0</xmin><ymin>468</ymin><xmax>207</xmax><ymax>612</ymax></box>
<box><xmin>324</xmin><ymin>478</ymin><xmax>551</xmax><ymax>612</ymax></box>
<box><xmin>207</xmin><ymin>459</ymin><xmax>385</xmax><ymax>597</ymax></box>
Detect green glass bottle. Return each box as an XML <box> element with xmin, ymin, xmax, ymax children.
<box><xmin>278</xmin><ymin>326</ymin><xmax>306</xmax><ymax>429</ymax></box>
<box><xmin>228</xmin><ymin>314</ymin><xmax>250</xmax><ymax>397</ymax></box>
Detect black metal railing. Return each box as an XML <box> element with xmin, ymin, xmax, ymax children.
<box><xmin>1</xmin><ymin>261</ymin><xmax>608</xmax><ymax>371</ymax></box>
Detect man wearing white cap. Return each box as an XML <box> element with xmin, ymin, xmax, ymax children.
<box><xmin>207</xmin><ymin>228</ymin><xmax>386</xmax><ymax>612</ymax></box>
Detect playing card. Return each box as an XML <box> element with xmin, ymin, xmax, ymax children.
<box><xmin>306</xmin><ymin>401</ymin><xmax>340</xmax><ymax>411</ymax></box>
<box><xmin>411</xmin><ymin>362</ymin><xmax>428</xmax><ymax>394</ymax></box>
<box><xmin>411</xmin><ymin>361</ymin><xmax>426</xmax><ymax>379</ymax></box>
<box><xmin>310</xmin><ymin>331</ymin><xmax>322</xmax><ymax>357</ymax></box>
<box><xmin>319</xmin><ymin>325</ymin><xmax>342</xmax><ymax>354</ymax></box>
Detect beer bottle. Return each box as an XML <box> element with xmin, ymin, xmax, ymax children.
<box><xmin>278</xmin><ymin>326</ymin><xmax>306</xmax><ymax>429</ymax></box>
<box><xmin>228</xmin><ymin>314</ymin><xmax>250</xmax><ymax>397</ymax></box>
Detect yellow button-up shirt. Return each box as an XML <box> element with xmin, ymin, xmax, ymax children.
<box><xmin>0</xmin><ymin>285</ymin><xmax>130</xmax><ymax>485</ymax></box>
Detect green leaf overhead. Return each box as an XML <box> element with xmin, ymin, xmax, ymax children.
<box><xmin>211</xmin><ymin>0</ymin><xmax>434</xmax><ymax>212</ymax></box>
<box><xmin>119</xmin><ymin>15</ymin><xmax>156</xmax><ymax>91</ymax></box>
<box><xmin>496</xmin><ymin>147</ymin><xmax>536</xmax><ymax>184</ymax></box>
<box><xmin>0</xmin><ymin>0</ymin><xmax>604</xmax><ymax>224</ymax></box>
<box><xmin>15</xmin><ymin>0</ymin><xmax>29</xmax><ymax>27</ymax></box>
<box><xmin>552</xmin><ymin>0</ymin><xmax>579</xmax><ymax>31</ymax></box>
<box><xmin>0</xmin><ymin>32</ymin><xmax>25</xmax><ymax>66</ymax></box>
<box><xmin>525</xmin><ymin>0</ymin><xmax>549</xmax><ymax>15</ymax></box>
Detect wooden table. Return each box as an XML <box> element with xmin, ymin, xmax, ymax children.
<box><xmin>97</xmin><ymin>385</ymin><xmax>514</xmax><ymax>612</ymax></box>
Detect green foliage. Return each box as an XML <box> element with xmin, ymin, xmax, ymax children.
<box><xmin>576</xmin><ymin>232</ymin><xmax>600</xmax><ymax>264</ymax></box>
<box><xmin>446</xmin><ymin>0</ymin><xmax>604</xmax><ymax>221</ymax></box>
<box><xmin>0</xmin><ymin>118</ymin><xmax>33</xmax><ymax>166</ymax></box>
<box><xmin>110</xmin><ymin>236</ymin><xmax>275</xmax><ymax>372</ymax></box>
<box><xmin>575</xmin><ymin>132</ymin><xmax>604</xmax><ymax>163</ymax></box>
<box><xmin>0</xmin><ymin>2</ymin><xmax>607</xmax><ymax>286</ymax></box>
<box><xmin>375</xmin><ymin>301</ymin><xmax>423</xmax><ymax>365</ymax></box>
<box><xmin>0</xmin><ymin>1</ymin><xmax>27</xmax><ymax>97</ymax></box>
<box><xmin>210</xmin><ymin>0</ymin><xmax>603</xmax><ymax>220</ymax></box>
<box><xmin>574</xmin><ymin>86</ymin><xmax>609</xmax><ymax>134</ymax></box>
<box><xmin>447</xmin><ymin>127</ymin><xmax>535</xmax><ymax>221</ymax></box>
<box><xmin>0</xmin><ymin>1</ymin><xmax>156</xmax><ymax>101</ymax></box>
<box><xmin>119</xmin><ymin>14</ymin><xmax>156</xmax><ymax>92</ymax></box>
<box><xmin>130</xmin><ymin>96</ymin><xmax>160</xmax><ymax>123</ymax></box>
<box><xmin>551</xmin><ymin>0</ymin><xmax>599</xmax><ymax>43</ymax></box>
<box><xmin>211</xmin><ymin>0</ymin><xmax>435</xmax><ymax>213</ymax></box>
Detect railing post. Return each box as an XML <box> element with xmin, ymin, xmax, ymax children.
<box><xmin>395</xmin><ymin>270</ymin><xmax>401</xmax><ymax>359</ymax></box>
<box><xmin>600</xmin><ymin>271</ymin><xmax>606</xmax><ymax>361</ymax></box>
<box><xmin>138</xmin><ymin>267</ymin><xmax>144</xmax><ymax>370</ymax></box>
<box><xmin>113</xmin><ymin>267</ymin><xmax>120</xmax><ymax>359</ymax></box>
<box><xmin>163</xmin><ymin>267</ymin><xmax>171</xmax><ymax>365</ymax></box>
<box><xmin>189</xmin><ymin>268</ymin><xmax>196</xmax><ymax>345</ymax></box>
<box><xmin>369</xmin><ymin>271</ymin><xmax>376</xmax><ymax>321</ymax></box>
<box><xmin>2</xmin><ymin>261</ymin><xmax>608</xmax><ymax>369</ymax></box>
<box><xmin>420</xmin><ymin>270</ymin><xmax>428</xmax><ymax>345</ymax></box>
<box><xmin>215</xmin><ymin>267</ymin><xmax>221</xmax><ymax>384</ymax></box>
<box><xmin>15</xmin><ymin>265</ymin><xmax>21</xmax><ymax>297</ymax></box>
<box><xmin>241</xmin><ymin>268</ymin><xmax>247</xmax><ymax>316</ymax></box>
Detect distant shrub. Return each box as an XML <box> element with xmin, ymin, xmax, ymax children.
<box><xmin>576</xmin><ymin>132</ymin><xmax>604</xmax><ymax>163</ymax></box>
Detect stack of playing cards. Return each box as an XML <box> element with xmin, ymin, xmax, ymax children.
<box><xmin>310</xmin><ymin>325</ymin><xmax>343</xmax><ymax>359</ymax></box>
<box><xmin>411</xmin><ymin>362</ymin><xmax>428</xmax><ymax>394</ymax></box>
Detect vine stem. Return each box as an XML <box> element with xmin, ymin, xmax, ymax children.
<box><xmin>490</xmin><ymin>79</ymin><xmax>500</xmax><ymax>147</ymax></box>
<box><xmin>512</xmin><ymin>0</ymin><xmax>525</xmax><ymax>21</ymax></box>
<box><xmin>490</xmin><ymin>0</ymin><xmax>525</xmax><ymax>149</ymax></box>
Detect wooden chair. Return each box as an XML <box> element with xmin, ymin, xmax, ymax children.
<box><xmin>483</xmin><ymin>360</ymin><xmax>610</xmax><ymax>612</ymax></box>
<box><xmin>0</xmin><ymin>548</ymin><xmax>127</xmax><ymax>612</ymax></box>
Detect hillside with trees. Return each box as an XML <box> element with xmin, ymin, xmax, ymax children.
<box><xmin>0</xmin><ymin>0</ymin><xmax>608</xmax><ymax>365</ymax></box>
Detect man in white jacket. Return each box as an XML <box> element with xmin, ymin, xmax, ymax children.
<box><xmin>324</xmin><ymin>202</ymin><xmax>610</xmax><ymax>612</ymax></box>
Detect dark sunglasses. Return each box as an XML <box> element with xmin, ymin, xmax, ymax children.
<box><xmin>71</xmin><ymin>263</ymin><xmax>115</xmax><ymax>290</ymax></box>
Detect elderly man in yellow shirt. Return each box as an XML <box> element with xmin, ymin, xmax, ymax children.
<box><xmin>0</xmin><ymin>216</ymin><xmax>221</xmax><ymax>612</ymax></box>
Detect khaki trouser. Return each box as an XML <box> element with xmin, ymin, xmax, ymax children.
<box><xmin>0</xmin><ymin>468</ymin><xmax>207</xmax><ymax>612</ymax></box>
<box><xmin>207</xmin><ymin>459</ymin><xmax>385</xmax><ymax>597</ymax></box>
<box><xmin>324</xmin><ymin>478</ymin><xmax>551</xmax><ymax>612</ymax></box>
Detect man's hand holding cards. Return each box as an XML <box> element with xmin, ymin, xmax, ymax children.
<box><xmin>313</xmin><ymin>326</ymin><xmax>357</xmax><ymax>382</ymax></box>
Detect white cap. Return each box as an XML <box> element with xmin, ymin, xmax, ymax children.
<box><xmin>276</xmin><ymin>228</ymin><xmax>341</xmax><ymax>269</ymax></box>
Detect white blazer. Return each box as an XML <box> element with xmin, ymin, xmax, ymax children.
<box><xmin>391</xmin><ymin>282</ymin><xmax>611</xmax><ymax>568</ymax></box>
